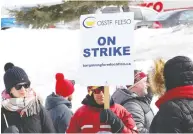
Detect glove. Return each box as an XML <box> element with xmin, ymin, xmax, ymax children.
<box><xmin>100</xmin><ymin>109</ymin><xmax>124</xmax><ymax>133</ymax></box>
<box><xmin>4</xmin><ymin>125</ymin><xmax>19</xmax><ymax>133</ymax></box>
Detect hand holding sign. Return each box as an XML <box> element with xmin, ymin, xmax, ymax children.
<box><xmin>100</xmin><ymin>109</ymin><xmax>124</xmax><ymax>133</ymax></box>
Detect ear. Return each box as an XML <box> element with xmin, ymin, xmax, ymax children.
<box><xmin>9</xmin><ymin>87</ymin><xmax>16</xmax><ymax>98</ymax></box>
<box><xmin>70</xmin><ymin>80</ymin><xmax>75</xmax><ymax>85</ymax></box>
<box><xmin>10</xmin><ymin>93</ymin><xmax>15</xmax><ymax>98</ymax></box>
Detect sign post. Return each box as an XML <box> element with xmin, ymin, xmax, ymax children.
<box><xmin>104</xmin><ymin>86</ymin><xmax>110</xmax><ymax>109</ymax></box>
<box><xmin>79</xmin><ymin>13</ymin><xmax>135</xmax><ymax>109</ymax></box>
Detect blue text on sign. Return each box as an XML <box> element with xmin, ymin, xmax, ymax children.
<box><xmin>83</xmin><ymin>36</ymin><xmax>130</xmax><ymax>57</ymax></box>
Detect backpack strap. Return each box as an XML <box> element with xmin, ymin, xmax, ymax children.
<box><xmin>38</xmin><ymin>100</ymin><xmax>45</xmax><ymax>132</ymax></box>
<box><xmin>3</xmin><ymin>113</ymin><xmax>9</xmax><ymax>128</ymax></box>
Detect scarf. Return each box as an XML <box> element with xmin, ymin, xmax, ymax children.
<box><xmin>1</xmin><ymin>89</ymin><xmax>42</xmax><ymax>117</ymax></box>
<box><xmin>155</xmin><ymin>85</ymin><xmax>193</xmax><ymax>108</ymax></box>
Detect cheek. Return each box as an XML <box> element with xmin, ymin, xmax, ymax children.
<box><xmin>94</xmin><ymin>94</ymin><xmax>104</xmax><ymax>99</ymax></box>
<box><xmin>10</xmin><ymin>88</ymin><xmax>17</xmax><ymax>94</ymax></box>
<box><xmin>17</xmin><ymin>89</ymin><xmax>27</xmax><ymax>96</ymax></box>
<box><xmin>95</xmin><ymin>94</ymin><xmax>100</xmax><ymax>99</ymax></box>
<box><xmin>135</xmin><ymin>84</ymin><xmax>141</xmax><ymax>89</ymax></box>
<box><xmin>93</xmin><ymin>95</ymin><xmax>97</xmax><ymax>100</ymax></box>
<box><xmin>140</xmin><ymin>84</ymin><xmax>145</xmax><ymax>89</ymax></box>
<box><xmin>138</xmin><ymin>82</ymin><xmax>145</xmax><ymax>88</ymax></box>
<box><xmin>11</xmin><ymin>90</ymin><xmax>19</xmax><ymax>97</ymax></box>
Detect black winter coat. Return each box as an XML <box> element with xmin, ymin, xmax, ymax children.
<box><xmin>112</xmin><ymin>88</ymin><xmax>154</xmax><ymax>133</ymax></box>
<box><xmin>1</xmin><ymin>104</ymin><xmax>56</xmax><ymax>133</ymax></box>
<box><xmin>150</xmin><ymin>86</ymin><xmax>193</xmax><ymax>133</ymax></box>
<box><xmin>45</xmin><ymin>92</ymin><xmax>73</xmax><ymax>133</ymax></box>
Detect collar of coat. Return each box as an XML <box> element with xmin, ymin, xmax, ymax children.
<box><xmin>156</xmin><ymin>85</ymin><xmax>193</xmax><ymax>108</ymax></box>
<box><xmin>81</xmin><ymin>94</ymin><xmax>114</xmax><ymax>108</ymax></box>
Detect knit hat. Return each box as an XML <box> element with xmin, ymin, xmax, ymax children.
<box><xmin>55</xmin><ymin>73</ymin><xmax>75</xmax><ymax>97</ymax></box>
<box><xmin>134</xmin><ymin>71</ymin><xmax>147</xmax><ymax>83</ymax></box>
<box><xmin>164</xmin><ymin>56</ymin><xmax>193</xmax><ymax>91</ymax></box>
<box><xmin>3</xmin><ymin>62</ymin><xmax>31</xmax><ymax>94</ymax></box>
<box><xmin>127</xmin><ymin>70</ymin><xmax>147</xmax><ymax>89</ymax></box>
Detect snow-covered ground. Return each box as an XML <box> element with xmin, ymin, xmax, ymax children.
<box><xmin>0</xmin><ymin>26</ymin><xmax>193</xmax><ymax>114</ymax></box>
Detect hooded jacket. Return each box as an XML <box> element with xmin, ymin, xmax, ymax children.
<box><xmin>112</xmin><ymin>88</ymin><xmax>154</xmax><ymax>133</ymax></box>
<box><xmin>45</xmin><ymin>92</ymin><xmax>73</xmax><ymax>133</ymax></box>
<box><xmin>149</xmin><ymin>56</ymin><xmax>193</xmax><ymax>133</ymax></box>
<box><xmin>66</xmin><ymin>94</ymin><xmax>138</xmax><ymax>133</ymax></box>
<box><xmin>150</xmin><ymin>86</ymin><xmax>193</xmax><ymax>133</ymax></box>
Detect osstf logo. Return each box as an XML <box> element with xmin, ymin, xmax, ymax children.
<box><xmin>82</xmin><ymin>17</ymin><xmax>96</xmax><ymax>28</ymax></box>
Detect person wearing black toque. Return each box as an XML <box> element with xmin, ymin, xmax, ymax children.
<box><xmin>1</xmin><ymin>62</ymin><xmax>56</xmax><ymax>133</ymax></box>
<box><xmin>149</xmin><ymin>56</ymin><xmax>193</xmax><ymax>133</ymax></box>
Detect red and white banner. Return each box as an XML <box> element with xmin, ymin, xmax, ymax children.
<box><xmin>136</xmin><ymin>0</ymin><xmax>193</xmax><ymax>12</ymax></box>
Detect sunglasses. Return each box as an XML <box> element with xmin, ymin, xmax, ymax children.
<box><xmin>93</xmin><ymin>87</ymin><xmax>104</xmax><ymax>94</ymax></box>
<box><xmin>15</xmin><ymin>83</ymin><xmax>30</xmax><ymax>90</ymax></box>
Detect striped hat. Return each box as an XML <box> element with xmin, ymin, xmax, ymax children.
<box><xmin>127</xmin><ymin>71</ymin><xmax>147</xmax><ymax>89</ymax></box>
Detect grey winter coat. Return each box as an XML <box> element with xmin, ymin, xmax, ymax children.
<box><xmin>45</xmin><ymin>92</ymin><xmax>73</xmax><ymax>133</ymax></box>
<box><xmin>112</xmin><ymin>88</ymin><xmax>154</xmax><ymax>133</ymax></box>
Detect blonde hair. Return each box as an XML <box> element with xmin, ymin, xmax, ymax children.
<box><xmin>149</xmin><ymin>58</ymin><xmax>166</xmax><ymax>96</ymax></box>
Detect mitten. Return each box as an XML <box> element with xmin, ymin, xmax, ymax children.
<box><xmin>100</xmin><ymin>109</ymin><xmax>124</xmax><ymax>133</ymax></box>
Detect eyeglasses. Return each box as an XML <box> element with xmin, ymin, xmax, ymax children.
<box><xmin>15</xmin><ymin>83</ymin><xmax>30</xmax><ymax>90</ymax></box>
<box><xmin>93</xmin><ymin>87</ymin><xmax>104</xmax><ymax>94</ymax></box>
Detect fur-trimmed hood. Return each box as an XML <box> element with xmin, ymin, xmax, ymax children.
<box><xmin>149</xmin><ymin>58</ymin><xmax>166</xmax><ymax>97</ymax></box>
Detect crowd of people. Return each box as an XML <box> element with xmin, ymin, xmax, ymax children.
<box><xmin>1</xmin><ymin>55</ymin><xmax>193</xmax><ymax>133</ymax></box>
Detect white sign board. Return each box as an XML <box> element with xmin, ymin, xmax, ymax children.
<box><xmin>78</xmin><ymin>13</ymin><xmax>134</xmax><ymax>86</ymax></box>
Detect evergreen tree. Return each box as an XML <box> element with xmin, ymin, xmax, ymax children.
<box><xmin>9</xmin><ymin>1</ymin><xmax>130</xmax><ymax>29</ymax></box>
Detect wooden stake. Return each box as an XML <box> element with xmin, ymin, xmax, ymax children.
<box><xmin>104</xmin><ymin>86</ymin><xmax>110</xmax><ymax>109</ymax></box>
